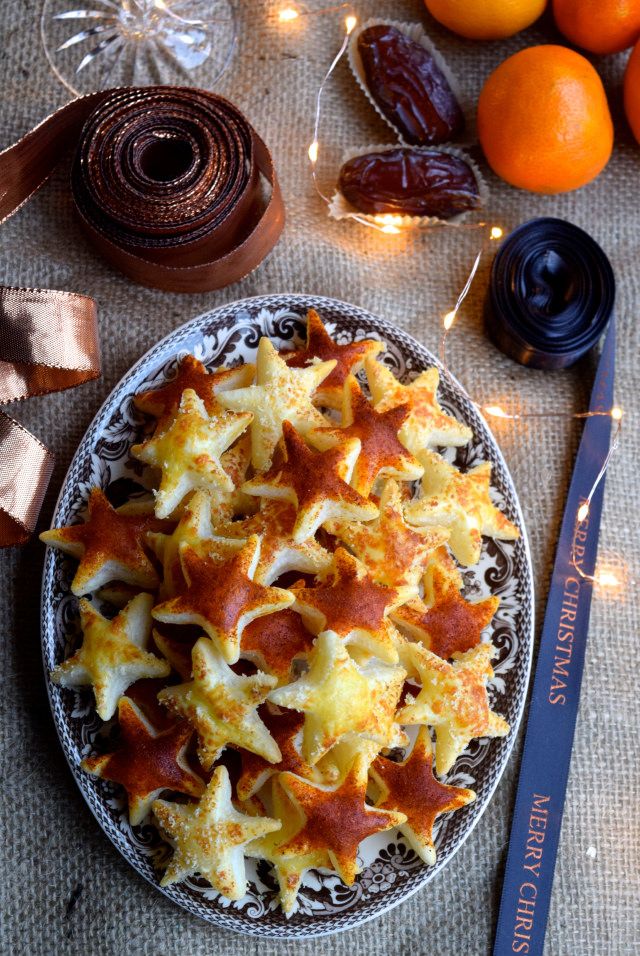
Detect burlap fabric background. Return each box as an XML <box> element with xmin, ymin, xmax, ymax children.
<box><xmin>1</xmin><ymin>2</ymin><xmax>638</xmax><ymax>953</ymax></box>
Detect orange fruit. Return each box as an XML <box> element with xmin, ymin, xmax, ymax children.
<box><xmin>424</xmin><ymin>0</ymin><xmax>546</xmax><ymax>40</ymax></box>
<box><xmin>477</xmin><ymin>45</ymin><xmax>613</xmax><ymax>193</ymax></box>
<box><xmin>624</xmin><ymin>39</ymin><xmax>640</xmax><ymax>142</ymax></box>
<box><xmin>553</xmin><ymin>0</ymin><xmax>640</xmax><ymax>55</ymax></box>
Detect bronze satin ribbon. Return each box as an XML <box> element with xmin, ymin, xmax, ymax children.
<box><xmin>0</xmin><ymin>86</ymin><xmax>285</xmax><ymax>292</ymax></box>
<box><xmin>0</xmin><ymin>287</ymin><xmax>100</xmax><ymax>546</ymax></box>
<box><xmin>0</xmin><ymin>87</ymin><xmax>284</xmax><ymax>545</ymax></box>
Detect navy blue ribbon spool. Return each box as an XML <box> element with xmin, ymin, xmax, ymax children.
<box><xmin>486</xmin><ymin>217</ymin><xmax>615</xmax><ymax>369</ymax></box>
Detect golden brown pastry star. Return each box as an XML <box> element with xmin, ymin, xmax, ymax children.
<box><xmin>276</xmin><ymin>752</ymin><xmax>406</xmax><ymax>885</ymax></box>
<box><xmin>152</xmin><ymin>535</ymin><xmax>294</xmax><ymax>664</ymax></box>
<box><xmin>236</xmin><ymin>706</ymin><xmax>322</xmax><ymax>801</ymax></box>
<box><xmin>40</xmin><ymin>487</ymin><xmax>159</xmax><ymax>597</ymax></box>
<box><xmin>369</xmin><ymin>725</ymin><xmax>475</xmax><ymax>865</ymax></box>
<box><xmin>281</xmin><ymin>308</ymin><xmax>384</xmax><ymax>409</ymax></box>
<box><xmin>241</xmin><ymin>607</ymin><xmax>315</xmax><ymax>685</ymax></box>
<box><xmin>82</xmin><ymin>696</ymin><xmax>205</xmax><ymax>825</ymax></box>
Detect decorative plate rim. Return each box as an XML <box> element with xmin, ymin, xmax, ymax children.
<box><xmin>40</xmin><ymin>293</ymin><xmax>535</xmax><ymax>938</ymax></box>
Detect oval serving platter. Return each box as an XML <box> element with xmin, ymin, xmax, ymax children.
<box><xmin>41</xmin><ymin>293</ymin><xmax>534</xmax><ymax>938</ymax></box>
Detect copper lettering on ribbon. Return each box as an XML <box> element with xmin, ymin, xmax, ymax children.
<box><xmin>0</xmin><ymin>287</ymin><xmax>100</xmax><ymax>546</ymax></box>
<box><xmin>510</xmin><ymin>793</ymin><xmax>550</xmax><ymax>953</ymax></box>
<box><xmin>548</xmin><ymin>570</ymin><xmax>584</xmax><ymax>706</ymax></box>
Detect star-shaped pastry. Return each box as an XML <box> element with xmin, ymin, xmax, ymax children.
<box><xmin>291</xmin><ymin>547</ymin><xmax>405</xmax><ymax>663</ymax></box>
<box><xmin>215</xmin><ymin>498</ymin><xmax>332</xmax><ymax>585</ymax></box>
<box><xmin>281</xmin><ymin>309</ymin><xmax>384</xmax><ymax>409</ymax></box>
<box><xmin>158</xmin><ymin>637</ymin><xmax>281</xmax><ymax>769</ymax></box>
<box><xmin>404</xmin><ymin>450</ymin><xmax>520</xmax><ymax>566</ymax></box>
<box><xmin>245</xmin><ymin>779</ymin><xmax>331</xmax><ymax>914</ymax></box>
<box><xmin>217</xmin><ymin>336</ymin><xmax>336</xmax><ymax>471</ymax></box>
<box><xmin>40</xmin><ymin>487</ymin><xmax>159</xmax><ymax>597</ymax></box>
<box><xmin>328</xmin><ymin>479</ymin><xmax>449</xmax><ymax>590</ymax></box>
<box><xmin>310</xmin><ymin>375</ymin><xmax>423</xmax><ymax>495</ymax></box>
<box><xmin>152</xmin><ymin>628</ymin><xmax>196</xmax><ymax>680</ymax></box>
<box><xmin>131</xmin><ymin>389</ymin><xmax>252</xmax><ymax>518</ymax></box>
<box><xmin>369</xmin><ymin>726</ymin><xmax>475</xmax><ymax>865</ymax></box>
<box><xmin>146</xmin><ymin>489</ymin><xmax>242</xmax><ymax>599</ymax></box>
<box><xmin>236</xmin><ymin>706</ymin><xmax>323</xmax><ymax>801</ymax></box>
<box><xmin>51</xmin><ymin>594</ymin><xmax>170</xmax><ymax>721</ymax></box>
<box><xmin>243</xmin><ymin>422</ymin><xmax>378</xmax><ymax>543</ymax></box>
<box><xmin>134</xmin><ymin>354</ymin><xmax>255</xmax><ymax>431</ymax></box>
<box><xmin>276</xmin><ymin>752</ymin><xmax>406</xmax><ymax>885</ymax></box>
<box><xmin>81</xmin><ymin>696</ymin><xmax>205</xmax><ymax>824</ymax></box>
<box><xmin>269</xmin><ymin>630</ymin><xmax>406</xmax><ymax>765</ymax></box>
<box><xmin>241</xmin><ymin>608</ymin><xmax>315</xmax><ymax>685</ymax></box>
<box><xmin>396</xmin><ymin>642</ymin><xmax>510</xmax><ymax>774</ymax></box>
<box><xmin>152</xmin><ymin>535</ymin><xmax>294</xmax><ymax>664</ymax></box>
<box><xmin>153</xmin><ymin>764</ymin><xmax>280</xmax><ymax>900</ymax></box>
<box><xmin>392</xmin><ymin>552</ymin><xmax>499</xmax><ymax>659</ymax></box>
<box><xmin>365</xmin><ymin>358</ymin><xmax>472</xmax><ymax>455</ymax></box>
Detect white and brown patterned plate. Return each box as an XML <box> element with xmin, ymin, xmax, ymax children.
<box><xmin>41</xmin><ymin>294</ymin><xmax>534</xmax><ymax>938</ymax></box>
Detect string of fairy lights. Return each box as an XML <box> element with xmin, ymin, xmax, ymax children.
<box><xmin>276</xmin><ymin>6</ymin><xmax>625</xmax><ymax>591</ymax></box>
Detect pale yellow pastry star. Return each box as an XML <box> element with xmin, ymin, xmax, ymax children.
<box><xmin>269</xmin><ymin>630</ymin><xmax>406</xmax><ymax>765</ymax></box>
<box><xmin>51</xmin><ymin>593</ymin><xmax>169</xmax><ymax>721</ymax></box>
<box><xmin>153</xmin><ymin>765</ymin><xmax>280</xmax><ymax>900</ymax></box>
<box><xmin>404</xmin><ymin>450</ymin><xmax>520</xmax><ymax>566</ymax></box>
<box><xmin>396</xmin><ymin>641</ymin><xmax>510</xmax><ymax>774</ymax></box>
<box><xmin>131</xmin><ymin>388</ymin><xmax>252</xmax><ymax>519</ymax></box>
<box><xmin>217</xmin><ymin>336</ymin><xmax>336</xmax><ymax>471</ymax></box>
<box><xmin>365</xmin><ymin>358</ymin><xmax>472</xmax><ymax>455</ymax></box>
<box><xmin>243</xmin><ymin>421</ymin><xmax>378</xmax><ymax>543</ymax></box>
<box><xmin>327</xmin><ymin>479</ymin><xmax>450</xmax><ymax>591</ymax></box>
<box><xmin>158</xmin><ymin>636</ymin><xmax>281</xmax><ymax>769</ymax></box>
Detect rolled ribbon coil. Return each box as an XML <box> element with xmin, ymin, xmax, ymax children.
<box><xmin>486</xmin><ymin>217</ymin><xmax>615</xmax><ymax>369</ymax></box>
<box><xmin>0</xmin><ymin>87</ymin><xmax>284</xmax><ymax>293</ymax></box>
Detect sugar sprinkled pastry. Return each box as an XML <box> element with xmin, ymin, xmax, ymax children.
<box><xmin>269</xmin><ymin>630</ymin><xmax>406</xmax><ymax>765</ymax></box>
<box><xmin>134</xmin><ymin>353</ymin><xmax>255</xmax><ymax>431</ymax></box>
<box><xmin>365</xmin><ymin>357</ymin><xmax>472</xmax><ymax>455</ymax></box>
<box><xmin>152</xmin><ymin>535</ymin><xmax>294</xmax><ymax>664</ymax></box>
<box><xmin>45</xmin><ymin>308</ymin><xmax>516</xmax><ymax>911</ymax></box>
<box><xmin>369</xmin><ymin>725</ymin><xmax>475</xmax><ymax>865</ymax></box>
<box><xmin>392</xmin><ymin>547</ymin><xmax>500</xmax><ymax>658</ymax></box>
<box><xmin>277</xmin><ymin>752</ymin><xmax>406</xmax><ymax>886</ymax></box>
<box><xmin>131</xmin><ymin>389</ymin><xmax>252</xmax><ymax>519</ymax></box>
<box><xmin>309</xmin><ymin>374</ymin><xmax>423</xmax><ymax>496</ymax></box>
<box><xmin>243</xmin><ymin>421</ymin><xmax>378</xmax><ymax>543</ymax></box>
<box><xmin>404</xmin><ymin>449</ymin><xmax>520</xmax><ymax>566</ymax></box>
<box><xmin>291</xmin><ymin>547</ymin><xmax>406</xmax><ymax>663</ymax></box>
<box><xmin>217</xmin><ymin>336</ymin><xmax>336</xmax><ymax>471</ymax></box>
<box><xmin>215</xmin><ymin>498</ymin><xmax>333</xmax><ymax>585</ymax></box>
<box><xmin>51</xmin><ymin>593</ymin><xmax>169</xmax><ymax>721</ymax></box>
<box><xmin>81</xmin><ymin>696</ymin><xmax>205</xmax><ymax>825</ymax></box>
<box><xmin>153</xmin><ymin>765</ymin><xmax>280</xmax><ymax>900</ymax></box>
<box><xmin>40</xmin><ymin>487</ymin><xmax>160</xmax><ymax>597</ymax></box>
<box><xmin>397</xmin><ymin>641</ymin><xmax>510</xmax><ymax>774</ymax></box>
<box><xmin>158</xmin><ymin>637</ymin><xmax>281</xmax><ymax>769</ymax></box>
<box><xmin>328</xmin><ymin>478</ymin><xmax>449</xmax><ymax>590</ymax></box>
<box><xmin>281</xmin><ymin>308</ymin><xmax>384</xmax><ymax>409</ymax></box>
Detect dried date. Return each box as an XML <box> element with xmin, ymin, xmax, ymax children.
<box><xmin>357</xmin><ymin>24</ymin><xmax>464</xmax><ymax>145</ymax></box>
<box><xmin>338</xmin><ymin>148</ymin><xmax>480</xmax><ymax>219</ymax></box>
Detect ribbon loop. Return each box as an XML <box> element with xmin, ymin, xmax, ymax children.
<box><xmin>0</xmin><ymin>286</ymin><xmax>100</xmax><ymax>547</ymax></box>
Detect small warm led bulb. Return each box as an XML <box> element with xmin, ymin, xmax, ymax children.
<box><xmin>484</xmin><ymin>405</ymin><xmax>509</xmax><ymax>419</ymax></box>
<box><xmin>596</xmin><ymin>569</ymin><xmax>620</xmax><ymax>588</ymax></box>
<box><xmin>490</xmin><ymin>226</ymin><xmax>503</xmax><ymax>240</ymax></box>
<box><xmin>381</xmin><ymin>224</ymin><xmax>401</xmax><ymax>235</ymax></box>
<box><xmin>577</xmin><ymin>502</ymin><xmax>590</xmax><ymax>523</ymax></box>
<box><xmin>345</xmin><ymin>15</ymin><xmax>357</xmax><ymax>34</ymax></box>
<box><xmin>443</xmin><ymin>310</ymin><xmax>456</xmax><ymax>331</ymax></box>
<box><xmin>611</xmin><ymin>406</ymin><xmax>623</xmax><ymax>421</ymax></box>
<box><xmin>308</xmin><ymin>141</ymin><xmax>319</xmax><ymax>164</ymax></box>
<box><xmin>279</xmin><ymin>8</ymin><xmax>299</xmax><ymax>22</ymax></box>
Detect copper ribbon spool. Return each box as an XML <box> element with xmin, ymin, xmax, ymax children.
<box><xmin>0</xmin><ymin>86</ymin><xmax>284</xmax><ymax>545</ymax></box>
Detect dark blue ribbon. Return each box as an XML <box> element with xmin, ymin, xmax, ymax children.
<box><xmin>492</xmin><ymin>311</ymin><xmax>616</xmax><ymax>949</ymax></box>
<box><xmin>485</xmin><ymin>218</ymin><xmax>615</xmax><ymax>369</ymax></box>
